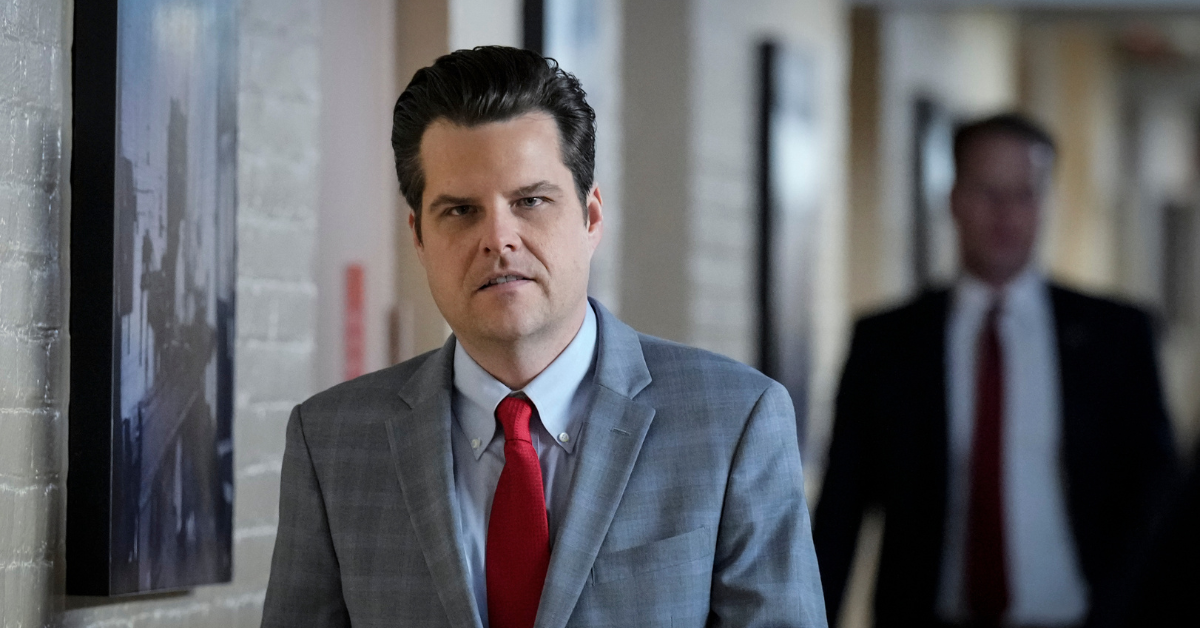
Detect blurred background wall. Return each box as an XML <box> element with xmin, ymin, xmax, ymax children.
<box><xmin>1</xmin><ymin>0</ymin><xmax>1198</xmax><ymax>625</ymax></box>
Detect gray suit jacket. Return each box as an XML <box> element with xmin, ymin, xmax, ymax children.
<box><xmin>262</xmin><ymin>300</ymin><xmax>826</xmax><ymax>627</ymax></box>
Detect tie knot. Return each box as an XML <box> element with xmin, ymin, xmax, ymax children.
<box><xmin>496</xmin><ymin>395</ymin><xmax>534</xmax><ymax>443</ymax></box>
<box><xmin>985</xmin><ymin>298</ymin><xmax>1003</xmax><ymax>325</ymax></box>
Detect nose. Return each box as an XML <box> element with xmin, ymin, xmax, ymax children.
<box><xmin>994</xmin><ymin>190</ymin><xmax>1037</xmax><ymax>223</ymax></box>
<box><xmin>480</xmin><ymin>202</ymin><xmax>521</xmax><ymax>255</ymax></box>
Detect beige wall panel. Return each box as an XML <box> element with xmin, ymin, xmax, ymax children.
<box><xmin>449</xmin><ymin>0</ymin><xmax>520</xmax><ymax>50</ymax></box>
<box><xmin>394</xmin><ymin>0</ymin><xmax>452</xmax><ymax>360</ymax></box>
<box><xmin>847</xmin><ymin>6</ymin><xmax>883</xmax><ymax>315</ymax></box>
<box><xmin>1045</xmin><ymin>25</ymin><xmax>1119</xmax><ymax>290</ymax></box>
<box><xmin>317</xmin><ymin>0</ymin><xmax>400</xmax><ymax>388</ymax></box>
<box><xmin>618</xmin><ymin>0</ymin><xmax>694</xmax><ymax>343</ymax></box>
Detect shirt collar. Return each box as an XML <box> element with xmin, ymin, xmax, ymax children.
<box><xmin>1004</xmin><ymin>266</ymin><xmax>1048</xmax><ymax>317</ymax></box>
<box><xmin>452</xmin><ymin>303</ymin><xmax>597</xmax><ymax>457</ymax></box>
<box><xmin>953</xmin><ymin>265</ymin><xmax>1046</xmax><ymax>319</ymax></box>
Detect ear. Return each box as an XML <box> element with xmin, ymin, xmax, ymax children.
<box><xmin>409</xmin><ymin>211</ymin><xmax>427</xmax><ymax>267</ymax></box>
<box><xmin>585</xmin><ymin>184</ymin><xmax>603</xmax><ymax>254</ymax></box>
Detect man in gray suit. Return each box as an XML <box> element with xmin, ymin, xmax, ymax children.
<box><xmin>262</xmin><ymin>46</ymin><xmax>825</xmax><ymax>628</ymax></box>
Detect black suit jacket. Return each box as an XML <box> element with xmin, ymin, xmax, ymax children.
<box><xmin>813</xmin><ymin>284</ymin><xmax>1177</xmax><ymax>627</ymax></box>
<box><xmin>1122</xmin><ymin>437</ymin><xmax>1200</xmax><ymax>628</ymax></box>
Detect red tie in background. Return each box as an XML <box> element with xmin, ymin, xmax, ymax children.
<box><xmin>966</xmin><ymin>304</ymin><xmax>1009</xmax><ymax>626</ymax></box>
<box><xmin>487</xmin><ymin>395</ymin><xmax>550</xmax><ymax>628</ymax></box>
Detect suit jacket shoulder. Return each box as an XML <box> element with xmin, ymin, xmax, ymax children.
<box><xmin>292</xmin><ymin>345</ymin><xmax>447</xmax><ymax>449</ymax></box>
<box><xmin>635</xmin><ymin>332</ymin><xmax>780</xmax><ymax>403</ymax></box>
<box><xmin>842</xmin><ymin>290</ymin><xmax>951</xmax><ymax>389</ymax></box>
<box><xmin>564</xmin><ymin>321</ymin><xmax>824</xmax><ymax>628</ymax></box>
<box><xmin>300</xmin><ymin>346</ymin><xmax>440</xmax><ymax>412</ymax></box>
<box><xmin>1048</xmin><ymin>282</ymin><xmax>1158</xmax><ymax>337</ymax></box>
<box><xmin>853</xmin><ymin>289</ymin><xmax>949</xmax><ymax>337</ymax></box>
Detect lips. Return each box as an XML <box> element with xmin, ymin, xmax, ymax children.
<box><xmin>478</xmin><ymin>273</ymin><xmax>532</xmax><ymax>290</ymax></box>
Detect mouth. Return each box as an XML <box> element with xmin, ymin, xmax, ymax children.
<box><xmin>478</xmin><ymin>273</ymin><xmax>532</xmax><ymax>291</ymax></box>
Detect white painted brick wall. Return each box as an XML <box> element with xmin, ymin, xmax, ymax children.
<box><xmin>0</xmin><ymin>0</ymin><xmax>319</xmax><ymax>624</ymax></box>
<box><xmin>0</xmin><ymin>0</ymin><xmax>69</xmax><ymax>625</ymax></box>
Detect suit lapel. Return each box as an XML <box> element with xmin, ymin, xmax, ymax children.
<box><xmin>920</xmin><ymin>290</ymin><xmax>950</xmax><ymax>503</ymax></box>
<box><xmin>535</xmin><ymin>300</ymin><xmax>655</xmax><ymax>628</ymax></box>
<box><xmin>909</xmin><ymin>289</ymin><xmax>953</xmax><ymax>607</ymax></box>
<box><xmin>1049</xmin><ymin>285</ymin><xmax>1092</xmax><ymax>537</ymax></box>
<box><xmin>387</xmin><ymin>336</ymin><xmax>483</xmax><ymax>628</ymax></box>
<box><xmin>1051</xmin><ymin>284</ymin><xmax>1089</xmax><ymax>445</ymax></box>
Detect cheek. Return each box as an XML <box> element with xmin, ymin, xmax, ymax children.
<box><xmin>563</xmin><ymin>234</ymin><xmax>594</xmax><ymax>275</ymax></box>
<box><xmin>962</xmin><ymin>213</ymin><xmax>993</xmax><ymax>243</ymax></box>
<box><xmin>424</xmin><ymin>245</ymin><xmax>468</xmax><ymax>291</ymax></box>
<box><xmin>537</xmin><ymin>223</ymin><xmax>591</xmax><ymax>268</ymax></box>
<box><xmin>1021</xmin><ymin>208</ymin><xmax>1041</xmax><ymax>233</ymax></box>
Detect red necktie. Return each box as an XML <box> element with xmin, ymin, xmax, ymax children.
<box><xmin>966</xmin><ymin>304</ymin><xmax>1009</xmax><ymax>625</ymax></box>
<box><xmin>486</xmin><ymin>395</ymin><xmax>549</xmax><ymax>628</ymax></box>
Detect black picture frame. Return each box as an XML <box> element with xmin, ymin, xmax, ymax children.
<box><xmin>757</xmin><ymin>41</ymin><xmax>820</xmax><ymax>449</ymax></box>
<box><xmin>68</xmin><ymin>0</ymin><xmax>238</xmax><ymax>596</ymax></box>
<box><xmin>912</xmin><ymin>96</ymin><xmax>957</xmax><ymax>289</ymax></box>
<box><xmin>523</xmin><ymin>0</ymin><xmax>545</xmax><ymax>54</ymax></box>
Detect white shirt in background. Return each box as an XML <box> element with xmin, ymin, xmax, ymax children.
<box><xmin>937</xmin><ymin>269</ymin><xmax>1089</xmax><ymax>626</ymax></box>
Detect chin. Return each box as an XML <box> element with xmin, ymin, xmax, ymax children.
<box><xmin>473</xmin><ymin>313</ymin><xmax>543</xmax><ymax>344</ymax></box>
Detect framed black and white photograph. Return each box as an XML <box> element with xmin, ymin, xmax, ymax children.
<box><xmin>912</xmin><ymin>96</ymin><xmax>958</xmax><ymax>289</ymax></box>
<box><xmin>68</xmin><ymin>0</ymin><xmax>237</xmax><ymax>595</ymax></box>
<box><xmin>757</xmin><ymin>41</ymin><xmax>821</xmax><ymax>448</ymax></box>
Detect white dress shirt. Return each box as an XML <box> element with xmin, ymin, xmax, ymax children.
<box><xmin>936</xmin><ymin>269</ymin><xmax>1089</xmax><ymax>626</ymax></box>
<box><xmin>450</xmin><ymin>304</ymin><xmax>597</xmax><ymax>628</ymax></box>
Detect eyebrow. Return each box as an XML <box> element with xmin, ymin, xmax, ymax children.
<box><xmin>427</xmin><ymin>194</ymin><xmax>475</xmax><ymax>212</ymax></box>
<box><xmin>512</xmin><ymin>181</ymin><xmax>563</xmax><ymax>198</ymax></box>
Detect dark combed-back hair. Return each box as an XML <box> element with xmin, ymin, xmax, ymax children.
<box><xmin>391</xmin><ymin>45</ymin><xmax>596</xmax><ymax>240</ymax></box>
<box><xmin>953</xmin><ymin>112</ymin><xmax>1057</xmax><ymax>175</ymax></box>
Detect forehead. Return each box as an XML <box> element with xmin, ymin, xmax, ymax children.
<box><xmin>959</xmin><ymin>132</ymin><xmax>1051</xmax><ymax>182</ymax></box>
<box><xmin>418</xmin><ymin>114</ymin><xmax>567</xmax><ymax>192</ymax></box>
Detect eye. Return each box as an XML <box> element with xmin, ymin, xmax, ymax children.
<box><xmin>445</xmin><ymin>205</ymin><xmax>472</xmax><ymax>217</ymax></box>
<box><xmin>517</xmin><ymin>196</ymin><xmax>546</xmax><ymax>209</ymax></box>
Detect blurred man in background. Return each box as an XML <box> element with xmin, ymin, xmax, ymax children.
<box><xmin>813</xmin><ymin>114</ymin><xmax>1178</xmax><ymax>628</ymax></box>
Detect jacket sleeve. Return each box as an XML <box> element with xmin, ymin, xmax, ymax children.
<box><xmin>1125</xmin><ymin>309</ymin><xmax>1178</xmax><ymax>512</ymax></box>
<box><xmin>708</xmin><ymin>381</ymin><xmax>828</xmax><ymax>628</ymax></box>
<box><xmin>261</xmin><ymin>405</ymin><xmax>351</xmax><ymax>627</ymax></box>
<box><xmin>812</xmin><ymin>321</ymin><xmax>876</xmax><ymax>625</ymax></box>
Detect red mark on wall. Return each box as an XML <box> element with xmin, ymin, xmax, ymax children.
<box><xmin>344</xmin><ymin>264</ymin><xmax>365</xmax><ymax>381</ymax></box>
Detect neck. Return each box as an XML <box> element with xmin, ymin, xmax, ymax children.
<box><xmin>976</xmin><ymin>274</ymin><xmax>1014</xmax><ymax>292</ymax></box>
<box><xmin>963</xmin><ymin>262</ymin><xmax>1027</xmax><ymax>292</ymax></box>
<box><xmin>457</xmin><ymin>302</ymin><xmax>588</xmax><ymax>390</ymax></box>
